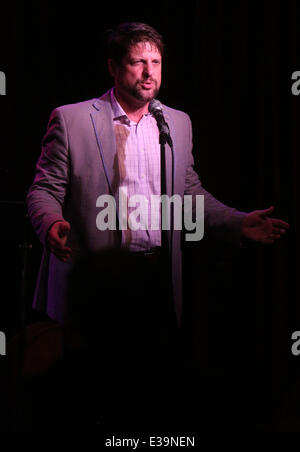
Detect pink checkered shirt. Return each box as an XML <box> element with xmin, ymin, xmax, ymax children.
<box><xmin>110</xmin><ymin>88</ymin><xmax>161</xmax><ymax>251</ymax></box>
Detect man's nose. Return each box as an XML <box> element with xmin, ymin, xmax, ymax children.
<box><xmin>143</xmin><ymin>62</ymin><xmax>153</xmax><ymax>78</ymax></box>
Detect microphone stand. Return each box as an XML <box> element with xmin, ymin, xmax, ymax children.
<box><xmin>159</xmin><ymin>130</ymin><xmax>175</xmax><ymax>311</ymax></box>
<box><xmin>159</xmin><ymin>131</ymin><xmax>169</xmax><ymax>258</ymax></box>
<box><xmin>149</xmin><ymin>99</ymin><xmax>176</xmax><ymax>323</ymax></box>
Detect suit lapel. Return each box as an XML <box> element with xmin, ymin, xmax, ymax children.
<box><xmin>90</xmin><ymin>95</ymin><xmax>118</xmax><ymax>196</ymax></box>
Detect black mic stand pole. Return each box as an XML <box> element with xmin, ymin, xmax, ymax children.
<box><xmin>159</xmin><ymin>131</ymin><xmax>174</xmax><ymax>314</ymax></box>
<box><xmin>159</xmin><ymin>131</ymin><xmax>169</xmax><ymax>258</ymax></box>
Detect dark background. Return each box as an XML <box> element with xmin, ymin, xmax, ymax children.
<box><xmin>1</xmin><ymin>0</ymin><xmax>300</xmax><ymax>431</ymax></box>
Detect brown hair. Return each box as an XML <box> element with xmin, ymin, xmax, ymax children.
<box><xmin>105</xmin><ymin>22</ymin><xmax>164</xmax><ymax>65</ymax></box>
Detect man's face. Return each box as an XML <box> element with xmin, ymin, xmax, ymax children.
<box><xmin>110</xmin><ymin>41</ymin><xmax>162</xmax><ymax>106</ymax></box>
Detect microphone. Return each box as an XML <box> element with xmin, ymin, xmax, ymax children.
<box><xmin>149</xmin><ymin>99</ymin><xmax>173</xmax><ymax>147</ymax></box>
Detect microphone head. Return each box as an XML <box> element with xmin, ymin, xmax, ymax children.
<box><xmin>148</xmin><ymin>99</ymin><xmax>163</xmax><ymax>114</ymax></box>
<box><xmin>149</xmin><ymin>99</ymin><xmax>172</xmax><ymax>146</ymax></box>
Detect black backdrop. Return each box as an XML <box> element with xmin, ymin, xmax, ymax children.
<box><xmin>1</xmin><ymin>0</ymin><xmax>300</xmax><ymax>431</ymax></box>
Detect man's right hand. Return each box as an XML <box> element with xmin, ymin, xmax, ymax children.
<box><xmin>47</xmin><ymin>220</ymin><xmax>72</xmax><ymax>262</ymax></box>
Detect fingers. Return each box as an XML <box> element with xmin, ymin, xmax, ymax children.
<box><xmin>272</xmin><ymin>226</ymin><xmax>288</xmax><ymax>236</ymax></box>
<box><xmin>258</xmin><ymin>208</ymin><xmax>290</xmax><ymax>230</ymax></box>
<box><xmin>267</xmin><ymin>223</ymin><xmax>288</xmax><ymax>242</ymax></box>
<box><xmin>270</xmin><ymin>219</ymin><xmax>290</xmax><ymax>230</ymax></box>
<box><xmin>259</xmin><ymin>206</ymin><xmax>275</xmax><ymax>217</ymax></box>
<box><xmin>266</xmin><ymin>220</ymin><xmax>290</xmax><ymax>243</ymax></box>
<box><xmin>48</xmin><ymin>221</ymin><xmax>72</xmax><ymax>262</ymax></box>
<box><xmin>48</xmin><ymin>237</ymin><xmax>72</xmax><ymax>262</ymax></box>
<box><xmin>268</xmin><ymin>220</ymin><xmax>290</xmax><ymax>243</ymax></box>
<box><xmin>274</xmin><ymin>232</ymin><xmax>285</xmax><ymax>238</ymax></box>
<box><xmin>48</xmin><ymin>238</ymin><xmax>72</xmax><ymax>254</ymax></box>
<box><xmin>50</xmin><ymin>247</ymin><xmax>72</xmax><ymax>262</ymax></box>
<box><xmin>261</xmin><ymin>209</ymin><xmax>290</xmax><ymax>237</ymax></box>
<box><xmin>58</xmin><ymin>223</ymin><xmax>71</xmax><ymax>239</ymax></box>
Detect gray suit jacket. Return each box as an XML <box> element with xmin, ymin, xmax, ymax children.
<box><xmin>27</xmin><ymin>90</ymin><xmax>246</xmax><ymax>324</ymax></box>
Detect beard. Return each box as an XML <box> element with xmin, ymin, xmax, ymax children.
<box><xmin>119</xmin><ymin>78</ymin><xmax>160</xmax><ymax>103</ymax></box>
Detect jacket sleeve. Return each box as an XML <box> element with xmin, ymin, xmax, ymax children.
<box><xmin>184</xmin><ymin>114</ymin><xmax>247</xmax><ymax>245</ymax></box>
<box><xmin>26</xmin><ymin>108</ymin><xmax>69</xmax><ymax>245</ymax></box>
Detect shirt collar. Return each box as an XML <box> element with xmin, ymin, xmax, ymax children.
<box><xmin>110</xmin><ymin>87</ymin><xmax>151</xmax><ymax>125</ymax></box>
<box><xmin>110</xmin><ymin>87</ymin><xmax>128</xmax><ymax>121</ymax></box>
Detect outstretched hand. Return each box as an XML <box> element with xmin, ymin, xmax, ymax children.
<box><xmin>241</xmin><ymin>206</ymin><xmax>290</xmax><ymax>245</ymax></box>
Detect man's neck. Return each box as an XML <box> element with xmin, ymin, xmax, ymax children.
<box><xmin>114</xmin><ymin>89</ymin><xmax>149</xmax><ymax>123</ymax></box>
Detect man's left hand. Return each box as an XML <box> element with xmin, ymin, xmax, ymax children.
<box><xmin>241</xmin><ymin>206</ymin><xmax>290</xmax><ymax>245</ymax></box>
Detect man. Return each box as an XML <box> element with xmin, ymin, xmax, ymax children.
<box><xmin>27</xmin><ymin>22</ymin><xmax>289</xmax><ymax>325</ymax></box>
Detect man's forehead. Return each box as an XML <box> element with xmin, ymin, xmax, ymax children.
<box><xmin>127</xmin><ymin>41</ymin><xmax>161</xmax><ymax>57</ymax></box>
